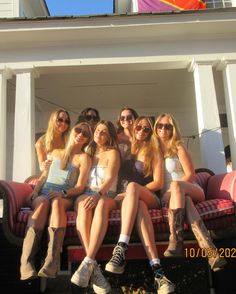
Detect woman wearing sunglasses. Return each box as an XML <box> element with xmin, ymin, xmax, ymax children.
<box><xmin>116</xmin><ymin>107</ymin><xmax>139</xmax><ymax>161</ymax></box>
<box><xmin>71</xmin><ymin>120</ymin><xmax>120</xmax><ymax>294</ymax></box>
<box><xmin>154</xmin><ymin>113</ymin><xmax>226</xmax><ymax>271</ymax></box>
<box><xmin>76</xmin><ymin>107</ymin><xmax>100</xmax><ymax>131</ymax></box>
<box><xmin>36</xmin><ymin>109</ymin><xmax>71</xmax><ymax>172</ymax></box>
<box><xmin>20</xmin><ymin>123</ymin><xmax>93</xmax><ymax>280</ymax></box>
<box><xmin>105</xmin><ymin>116</ymin><xmax>175</xmax><ymax>294</ymax></box>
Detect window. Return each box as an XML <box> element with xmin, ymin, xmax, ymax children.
<box><xmin>206</xmin><ymin>0</ymin><xmax>233</xmax><ymax>8</ymax></box>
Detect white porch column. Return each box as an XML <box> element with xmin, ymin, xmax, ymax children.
<box><xmin>231</xmin><ymin>0</ymin><xmax>236</xmax><ymax>7</ymax></box>
<box><xmin>190</xmin><ymin>61</ymin><xmax>226</xmax><ymax>174</ymax></box>
<box><xmin>13</xmin><ymin>69</ymin><xmax>38</xmax><ymax>182</ymax></box>
<box><xmin>220</xmin><ymin>60</ymin><xmax>236</xmax><ymax>170</ymax></box>
<box><xmin>0</xmin><ymin>68</ymin><xmax>12</xmax><ymax>180</ymax></box>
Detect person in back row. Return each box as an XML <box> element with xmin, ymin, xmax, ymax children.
<box><xmin>71</xmin><ymin>120</ymin><xmax>120</xmax><ymax>294</ymax></box>
<box><xmin>20</xmin><ymin>122</ymin><xmax>92</xmax><ymax>280</ymax></box>
<box><xmin>76</xmin><ymin>107</ymin><xmax>100</xmax><ymax>131</ymax></box>
<box><xmin>154</xmin><ymin>113</ymin><xmax>227</xmax><ymax>271</ymax></box>
<box><xmin>116</xmin><ymin>107</ymin><xmax>139</xmax><ymax>162</ymax></box>
<box><xmin>105</xmin><ymin>116</ymin><xmax>175</xmax><ymax>294</ymax></box>
<box><xmin>35</xmin><ymin>109</ymin><xmax>71</xmax><ymax>172</ymax></box>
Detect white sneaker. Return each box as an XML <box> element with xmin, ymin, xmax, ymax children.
<box><xmin>71</xmin><ymin>261</ymin><xmax>94</xmax><ymax>288</ymax></box>
<box><xmin>155</xmin><ymin>275</ymin><xmax>175</xmax><ymax>294</ymax></box>
<box><xmin>91</xmin><ymin>264</ymin><xmax>111</xmax><ymax>294</ymax></box>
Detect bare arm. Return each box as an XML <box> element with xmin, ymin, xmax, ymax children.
<box><xmin>145</xmin><ymin>150</ymin><xmax>164</xmax><ymax>192</ymax></box>
<box><xmin>177</xmin><ymin>144</ymin><xmax>195</xmax><ymax>183</ymax></box>
<box><xmin>65</xmin><ymin>153</ymin><xmax>92</xmax><ymax>197</ymax></box>
<box><xmin>35</xmin><ymin>136</ymin><xmax>51</xmax><ymax>172</ymax></box>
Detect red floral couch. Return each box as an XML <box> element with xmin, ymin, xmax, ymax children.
<box><xmin>0</xmin><ymin>171</ymin><xmax>236</xmax><ymax>263</ymax></box>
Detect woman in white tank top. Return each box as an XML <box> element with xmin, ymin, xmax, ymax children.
<box><xmin>154</xmin><ymin>113</ymin><xmax>226</xmax><ymax>272</ymax></box>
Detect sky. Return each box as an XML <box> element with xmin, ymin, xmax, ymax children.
<box><xmin>45</xmin><ymin>0</ymin><xmax>114</xmax><ymax>16</ymax></box>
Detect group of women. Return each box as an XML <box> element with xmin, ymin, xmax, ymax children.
<box><xmin>20</xmin><ymin>107</ymin><xmax>227</xmax><ymax>294</ymax></box>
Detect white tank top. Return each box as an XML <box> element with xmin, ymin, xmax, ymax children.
<box><xmin>163</xmin><ymin>155</ymin><xmax>184</xmax><ymax>192</ymax></box>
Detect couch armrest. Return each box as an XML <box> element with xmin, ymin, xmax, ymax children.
<box><xmin>0</xmin><ymin>180</ymin><xmax>33</xmax><ymax>246</ymax></box>
<box><xmin>206</xmin><ymin>171</ymin><xmax>236</xmax><ymax>202</ymax></box>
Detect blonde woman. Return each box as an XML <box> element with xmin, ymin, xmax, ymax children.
<box><xmin>20</xmin><ymin>122</ymin><xmax>92</xmax><ymax>280</ymax></box>
<box><xmin>154</xmin><ymin>113</ymin><xmax>227</xmax><ymax>271</ymax></box>
<box><xmin>105</xmin><ymin>116</ymin><xmax>175</xmax><ymax>294</ymax></box>
<box><xmin>71</xmin><ymin>120</ymin><xmax>120</xmax><ymax>294</ymax></box>
<box><xmin>36</xmin><ymin>109</ymin><xmax>71</xmax><ymax>172</ymax></box>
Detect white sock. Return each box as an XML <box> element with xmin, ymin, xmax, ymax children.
<box><xmin>118</xmin><ymin>234</ymin><xmax>130</xmax><ymax>245</ymax></box>
<box><xmin>150</xmin><ymin>258</ymin><xmax>161</xmax><ymax>267</ymax></box>
<box><xmin>84</xmin><ymin>256</ymin><xmax>96</xmax><ymax>264</ymax></box>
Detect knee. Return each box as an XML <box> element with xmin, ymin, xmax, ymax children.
<box><xmin>126</xmin><ymin>182</ymin><xmax>140</xmax><ymax>198</ymax></box>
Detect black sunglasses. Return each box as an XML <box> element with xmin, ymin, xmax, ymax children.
<box><xmin>156</xmin><ymin>123</ymin><xmax>173</xmax><ymax>131</ymax></box>
<box><xmin>135</xmin><ymin>125</ymin><xmax>151</xmax><ymax>134</ymax></box>
<box><xmin>120</xmin><ymin>115</ymin><xmax>133</xmax><ymax>122</ymax></box>
<box><xmin>57</xmin><ymin>118</ymin><xmax>70</xmax><ymax>125</ymax></box>
<box><xmin>85</xmin><ymin>115</ymin><xmax>99</xmax><ymax>122</ymax></box>
<box><xmin>74</xmin><ymin>127</ymin><xmax>90</xmax><ymax>138</ymax></box>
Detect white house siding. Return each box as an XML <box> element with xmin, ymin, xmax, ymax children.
<box><xmin>0</xmin><ymin>0</ymin><xmax>48</xmax><ymax>18</ymax></box>
<box><xmin>0</xmin><ymin>0</ymin><xmax>14</xmax><ymax>18</ymax></box>
<box><xmin>1</xmin><ymin>10</ymin><xmax>236</xmax><ymax>181</ymax></box>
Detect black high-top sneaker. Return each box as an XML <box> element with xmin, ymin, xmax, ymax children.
<box><xmin>105</xmin><ymin>242</ymin><xmax>128</xmax><ymax>274</ymax></box>
<box><xmin>152</xmin><ymin>264</ymin><xmax>175</xmax><ymax>294</ymax></box>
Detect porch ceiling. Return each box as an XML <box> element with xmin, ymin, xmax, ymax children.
<box><xmin>7</xmin><ymin>65</ymin><xmax>225</xmax><ymax>116</ymax></box>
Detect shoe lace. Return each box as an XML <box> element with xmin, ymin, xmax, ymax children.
<box><xmin>93</xmin><ymin>265</ymin><xmax>107</xmax><ymax>286</ymax></box>
<box><xmin>80</xmin><ymin>262</ymin><xmax>92</xmax><ymax>276</ymax></box>
<box><xmin>110</xmin><ymin>245</ymin><xmax>125</xmax><ymax>265</ymax></box>
<box><xmin>154</xmin><ymin>273</ymin><xmax>174</xmax><ymax>290</ymax></box>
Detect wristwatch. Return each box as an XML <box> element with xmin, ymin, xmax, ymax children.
<box><xmin>98</xmin><ymin>191</ymin><xmax>103</xmax><ymax>197</ymax></box>
<box><xmin>62</xmin><ymin>190</ymin><xmax>68</xmax><ymax>198</ymax></box>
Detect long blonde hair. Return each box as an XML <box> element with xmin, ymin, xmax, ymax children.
<box><xmin>60</xmin><ymin>122</ymin><xmax>93</xmax><ymax>170</ymax></box>
<box><xmin>43</xmin><ymin>109</ymin><xmax>71</xmax><ymax>153</ymax></box>
<box><xmin>131</xmin><ymin>116</ymin><xmax>158</xmax><ymax>177</ymax></box>
<box><xmin>154</xmin><ymin>113</ymin><xmax>183</xmax><ymax>158</ymax></box>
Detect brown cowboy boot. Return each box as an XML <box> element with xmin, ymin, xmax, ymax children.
<box><xmin>20</xmin><ymin>227</ymin><xmax>43</xmax><ymax>280</ymax></box>
<box><xmin>164</xmin><ymin>208</ymin><xmax>185</xmax><ymax>257</ymax></box>
<box><xmin>38</xmin><ymin>227</ymin><xmax>66</xmax><ymax>278</ymax></box>
<box><xmin>191</xmin><ymin>220</ymin><xmax>227</xmax><ymax>271</ymax></box>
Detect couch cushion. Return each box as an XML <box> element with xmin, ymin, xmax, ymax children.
<box><xmin>195</xmin><ymin>199</ymin><xmax>234</xmax><ymax>220</ymax></box>
<box><xmin>16</xmin><ymin>208</ymin><xmax>163</xmax><ymax>238</ymax></box>
<box><xmin>162</xmin><ymin>199</ymin><xmax>234</xmax><ymax>222</ymax></box>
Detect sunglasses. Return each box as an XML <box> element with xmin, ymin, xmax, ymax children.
<box><xmin>85</xmin><ymin>115</ymin><xmax>99</xmax><ymax>122</ymax></box>
<box><xmin>135</xmin><ymin>125</ymin><xmax>151</xmax><ymax>134</ymax></box>
<box><xmin>156</xmin><ymin>123</ymin><xmax>173</xmax><ymax>131</ymax></box>
<box><xmin>74</xmin><ymin>127</ymin><xmax>90</xmax><ymax>138</ymax></box>
<box><xmin>120</xmin><ymin>115</ymin><xmax>133</xmax><ymax>122</ymax></box>
<box><xmin>57</xmin><ymin>118</ymin><xmax>70</xmax><ymax>125</ymax></box>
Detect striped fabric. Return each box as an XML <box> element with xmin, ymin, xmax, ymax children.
<box><xmin>14</xmin><ymin>171</ymin><xmax>235</xmax><ymax>238</ymax></box>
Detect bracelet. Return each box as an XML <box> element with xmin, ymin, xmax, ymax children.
<box><xmin>61</xmin><ymin>190</ymin><xmax>68</xmax><ymax>198</ymax></box>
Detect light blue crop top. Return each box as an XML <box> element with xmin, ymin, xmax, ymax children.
<box><xmin>40</xmin><ymin>159</ymin><xmax>79</xmax><ymax>195</ymax></box>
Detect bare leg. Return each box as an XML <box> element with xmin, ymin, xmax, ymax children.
<box><xmin>49</xmin><ymin>197</ymin><xmax>72</xmax><ymax>228</ymax></box>
<box><xmin>75</xmin><ymin>195</ymin><xmax>93</xmax><ymax>254</ymax></box>
<box><xmin>30</xmin><ymin>196</ymin><xmax>50</xmax><ymax>229</ymax></box>
<box><xmin>87</xmin><ymin>197</ymin><xmax>117</xmax><ymax>259</ymax></box>
<box><xmin>136</xmin><ymin>200</ymin><xmax>159</xmax><ymax>260</ymax></box>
